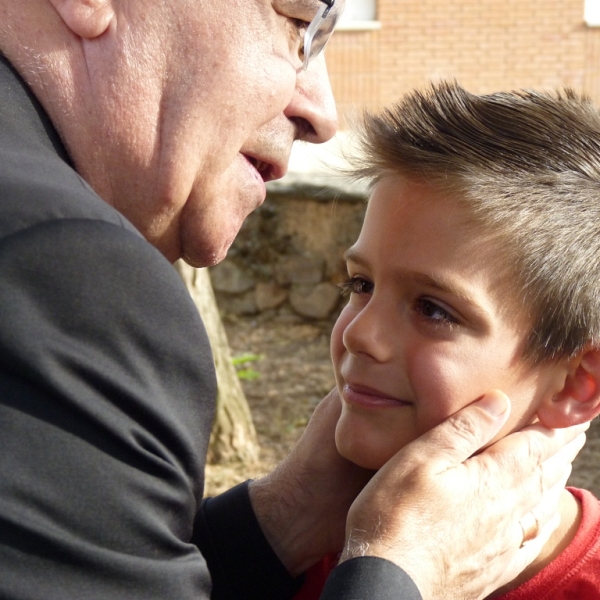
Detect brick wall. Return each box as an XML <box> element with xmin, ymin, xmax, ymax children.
<box><xmin>325</xmin><ymin>0</ymin><xmax>600</xmax><ymax>127</ymax></box>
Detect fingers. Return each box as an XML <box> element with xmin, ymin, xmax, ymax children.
<box><xmin>539</xmin><ymin>431</ymin><xmax>586</xmax><ymax>491</ymax></box>
<box><xmin>395</xmin><ymin>390</ymin><xmax>512</xmax><ymax>472</ymax></box>
<box><xmin>518</xmin><ymin>512</ymin><xmax>539</xmax><ymax>546</ymax></box>
<box><xmin>306</xmin><ymin>386</ymin><xmax>343</xmax><ymax>427</ymax></box>
<box><xmin>518</xmin><ymin>475</ymin><xmax>564</xmax><ymax>547</ymax></box>
<box><xmin>483</xmin><ymin>425</ymin><xmax>588</xmax><ymax>503</ymax></box>
<box><xmin>474</xmin><ymin>457</ymin><xmax>574</xmax><ymax>597</ymax></box>
<box><xmin>521</xmin><ymin>511</ymin><xmax>561</xmax><ymax>557</ymax></box>
<box><xmin>492</xmin><ymin>487</ymin><xmax>562</xmax><ymax>597</ymax></box>
<box><xmin>493</xmin><ymin>419</ymin><xmax>589</xmax><ymax>467</ymax></box>
<box><xmin>500</xmin><ymin>512</ymin><xmax>561</xmax><ymax>592</ymax></box>
<box><xmin>528</xmin><ymin>477</ymin><xmax>565</xmax><ymax>539</ymax></box>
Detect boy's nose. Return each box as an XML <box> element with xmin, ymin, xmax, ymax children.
<box><xmin>342</xmin><ymin>300</ymin><xmax>397</xmax><ymax>364</ymax></box>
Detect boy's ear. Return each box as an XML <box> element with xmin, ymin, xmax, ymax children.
<box><xmin>537</xmin><ymin>348</ymin><xmax>600</xmax><ymax>428</ymax></box>
<box><xmin>49</xmin><ymin>0</ymin><xmax>114</xmax><ymax>39</ymax></box>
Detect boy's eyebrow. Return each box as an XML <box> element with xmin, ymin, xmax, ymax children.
<box><xmin>343</xmin><ymin>247</ymin><xmax>369</xmax><ymax>272</ymax></box>
<box><xmin>410</xmin><ymin>272</ymin><xmax>476</xmax><ymax>305</ymax></box>
<box><xmin>344</xmin><ymin>247</ymin><xmax>488</xmax><ymax>315</ymax></box>
<box><xmin>344</xmin><ymin>247</ymin><xmax>367</xmax><ymax>266</ymax></box>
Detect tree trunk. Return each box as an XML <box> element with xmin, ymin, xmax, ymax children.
<box><xmin>174</xmin><ymin>261</ymin><xmax>259</xmax><ymax>464</ymax></box>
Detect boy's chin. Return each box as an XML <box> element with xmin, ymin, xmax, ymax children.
<box><xmin>335</xmin><ymin>439</ymin><xmax>391</xmax><ymax>471</ymax></box>
<box><xmin>335</xmin><ymin>416</ymin><xmax>413</xmax><ymax>470</ymax></box>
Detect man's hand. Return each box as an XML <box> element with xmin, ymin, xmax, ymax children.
<box><xmin>342</xmin><ymin>390</ymin><xmax>588</xmax><ymax>600</ymax></box>
<box><xmin>249</xmin><ymin>388</ymin><xmax>374</xmax><ymax>576</ymax></box>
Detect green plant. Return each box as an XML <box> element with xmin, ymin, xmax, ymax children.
<box><xmin>231</xmin><ymin>353</ymin><xmax>264</xmax><ymax>381</ymax></box>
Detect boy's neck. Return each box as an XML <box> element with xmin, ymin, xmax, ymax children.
<box><xmin>488</xmin><ymin>488</ymin><xmax>582</xmax><ymax>598</ymax></box>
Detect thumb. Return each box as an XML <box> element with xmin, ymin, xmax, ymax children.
<box><xmin>399</xmin><ymin>390</ymin><xmax>512</xmax><ymax>471</ymax></box>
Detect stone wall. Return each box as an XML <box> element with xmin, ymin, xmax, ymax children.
<box><xmin>209</xmin><ymin>186</ymin><xmax>367</xmax><ymax>322</ymax></box>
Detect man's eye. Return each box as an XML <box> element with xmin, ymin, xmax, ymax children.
<box><xmin>415</xmin><ymin>298</ymin><xmax>458</xmax><ymax>325</ymax></box>
<box><xmin>339</xmin><ymin>277</ymin><xmax>374</xmax><ymax>297</ymax></box>
<box><xmin>291</xmin><ymin>18</ymin><xmax>310</xmax><ymax>60</ymax></box>
<box><xmin>292</xmin><ymin>18</ymin><xmax>311</xmax><ymax>33</ymax></box>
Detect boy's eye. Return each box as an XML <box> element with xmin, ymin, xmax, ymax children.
<box><xmin>339</xmin><ymin>276</ymin><xmax>374</xmax><ymax>297</ymax></box>
<box><xmin>415</xmin><ymin>298</ymin><xmax>458</xmax><ymax>325</ymax></box>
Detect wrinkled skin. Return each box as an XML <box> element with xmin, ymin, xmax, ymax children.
<box><xmin>3</xmin><ymin>0</ymin><xmax>337</xmax><ymax>266</ymax></box>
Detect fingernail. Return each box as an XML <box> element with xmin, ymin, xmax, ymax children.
<box><xmin>476</xmin><ymin>390</ymin><xmax>511</xmax><ymax>417</ymax></box>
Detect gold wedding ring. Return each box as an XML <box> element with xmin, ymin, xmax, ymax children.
<box><xmin>519</xmin><ymin>512</ymin><xmax>538</xmax><ymax>547</ymax></box>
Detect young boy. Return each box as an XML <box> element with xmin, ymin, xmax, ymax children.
<box><xmin>296</xmin><ymin>82</ymin><xmax>600</xmax><ymax>599</ymax></box>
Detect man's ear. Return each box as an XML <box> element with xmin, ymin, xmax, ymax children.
<box><xmin>49</xmin><ymin>0</ymin><xmax>114</xmax><ymax>39</ymax></box>
<box><xmin>537</xmin><ymin>348</ymin><xmax>600</xmax><ymax>428</ymax></box>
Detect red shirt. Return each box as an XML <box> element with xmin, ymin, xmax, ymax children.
<box><xmin>294</xmin><ymin>552</ymin><xmax>338</xmax><ymax>600</ymax></box>
<box><xmin>294</xmin><ymin>487</ymin><xmax>600</xmax><ymax>600</ymax></box>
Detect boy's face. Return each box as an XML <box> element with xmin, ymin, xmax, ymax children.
<box><xmin>331</xmin><ymin>177</ymin><xmax>566</xmax><ymax>470</ymax></box>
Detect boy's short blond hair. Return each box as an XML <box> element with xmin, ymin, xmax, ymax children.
<box><xmin>350</xmin><ymin>81</ymin><xmax>600</xmax><ymax>363</ymax></box>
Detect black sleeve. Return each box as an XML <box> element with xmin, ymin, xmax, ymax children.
<box><xmin>194</xmin><ymin>481</ymin><xmax>306</xmax><ymax>599</ymax></box>
<box><xmin>320</xmin><ymin>558</ymin><xmax>423</xmax><ymax>600</ymax></box>
<box><xmin>195</xmin><ymin>482</ymin><xmax>424</xmax><ymax>600</ymax></box>
<box><xmin>0</xmin><ymin>219</ymin><xmax>217</xmax><ymax>599</ymax></box>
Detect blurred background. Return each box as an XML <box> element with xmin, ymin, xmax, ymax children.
<box><xmin>329</xmin><ymin>0</ymin><xmax>600</xmax><ymax>128</ymax></box>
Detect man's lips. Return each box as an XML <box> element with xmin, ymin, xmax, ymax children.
<box><xmin>342</xmin><ymin>383</ymin><xmax>412</xmax><ymax>410</ymax></box>
<box><xmin>243</xmin><ymin>153</ymin><xmax>286</xmax><ymax>183</ymax></box>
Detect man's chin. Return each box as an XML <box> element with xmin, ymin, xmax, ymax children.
<box><xmin>181</xmin><ymin>234</ymin><xmax>235</xmax><ymax>268</ymax></box>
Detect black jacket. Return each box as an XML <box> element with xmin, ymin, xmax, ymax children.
<box><xmin>0</xmin><ymin>54</ymin><xmax>420</xmax><ymax>600</ymax></box>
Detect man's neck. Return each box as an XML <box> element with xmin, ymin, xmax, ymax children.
<box><xmin>488</xmin><ymin>488</ymin><xmax>582</xmax><ymax>598</ymax></box>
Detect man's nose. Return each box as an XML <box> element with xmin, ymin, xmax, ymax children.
<box><xmin>285</xmin><ymin>53</ymin><xmax>338</xmax><ymax>144</ymax></box>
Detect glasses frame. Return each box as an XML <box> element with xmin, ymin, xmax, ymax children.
<box><xmin>302</xmin><ymin>0</ymin><xmax>344</xmax><ymax>70</ymax></box>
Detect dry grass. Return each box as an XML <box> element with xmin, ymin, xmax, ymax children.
<box><xmin>204</xmin><ymin>316</ymin><xmax>336</xmax><ymax>497</ymax></box>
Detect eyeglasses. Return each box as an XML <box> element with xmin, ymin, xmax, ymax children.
<box><xmin>302</xmin><ymin>0</ymin><xmax>345</xmax><ymax>70</ymax></box>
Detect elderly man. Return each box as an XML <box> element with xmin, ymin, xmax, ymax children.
<box><xmin>0</xmin><ymin>1</ymin><xmax>587</xmax><ymax>599</ymax></box>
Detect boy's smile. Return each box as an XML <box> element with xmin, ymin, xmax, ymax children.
<box><xmin>332</xmin><ymin>176</ymin><xmax>567</xmax><ymax>470</ymax></box>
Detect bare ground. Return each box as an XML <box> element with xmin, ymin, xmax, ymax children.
<box><xmin>204</xmin><ymin>316</ymin><xmax>600</xmax><ymax>499</ymax></box>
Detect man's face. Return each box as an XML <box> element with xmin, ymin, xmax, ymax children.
<box><xmin>331</xmin><ymin>177</ymin><xmax>566</xmax><ymax>470</ymax></box>
<box><xmin>72</xmin><ymin>0</ymin><xmax>337</xmax><ymax>265</ymax></box>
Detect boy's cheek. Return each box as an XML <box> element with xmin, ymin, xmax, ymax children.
<box><xmin>408</xmin><ymin>343</ymin><xmax>515</xmax><ymax>416</ymax></box>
